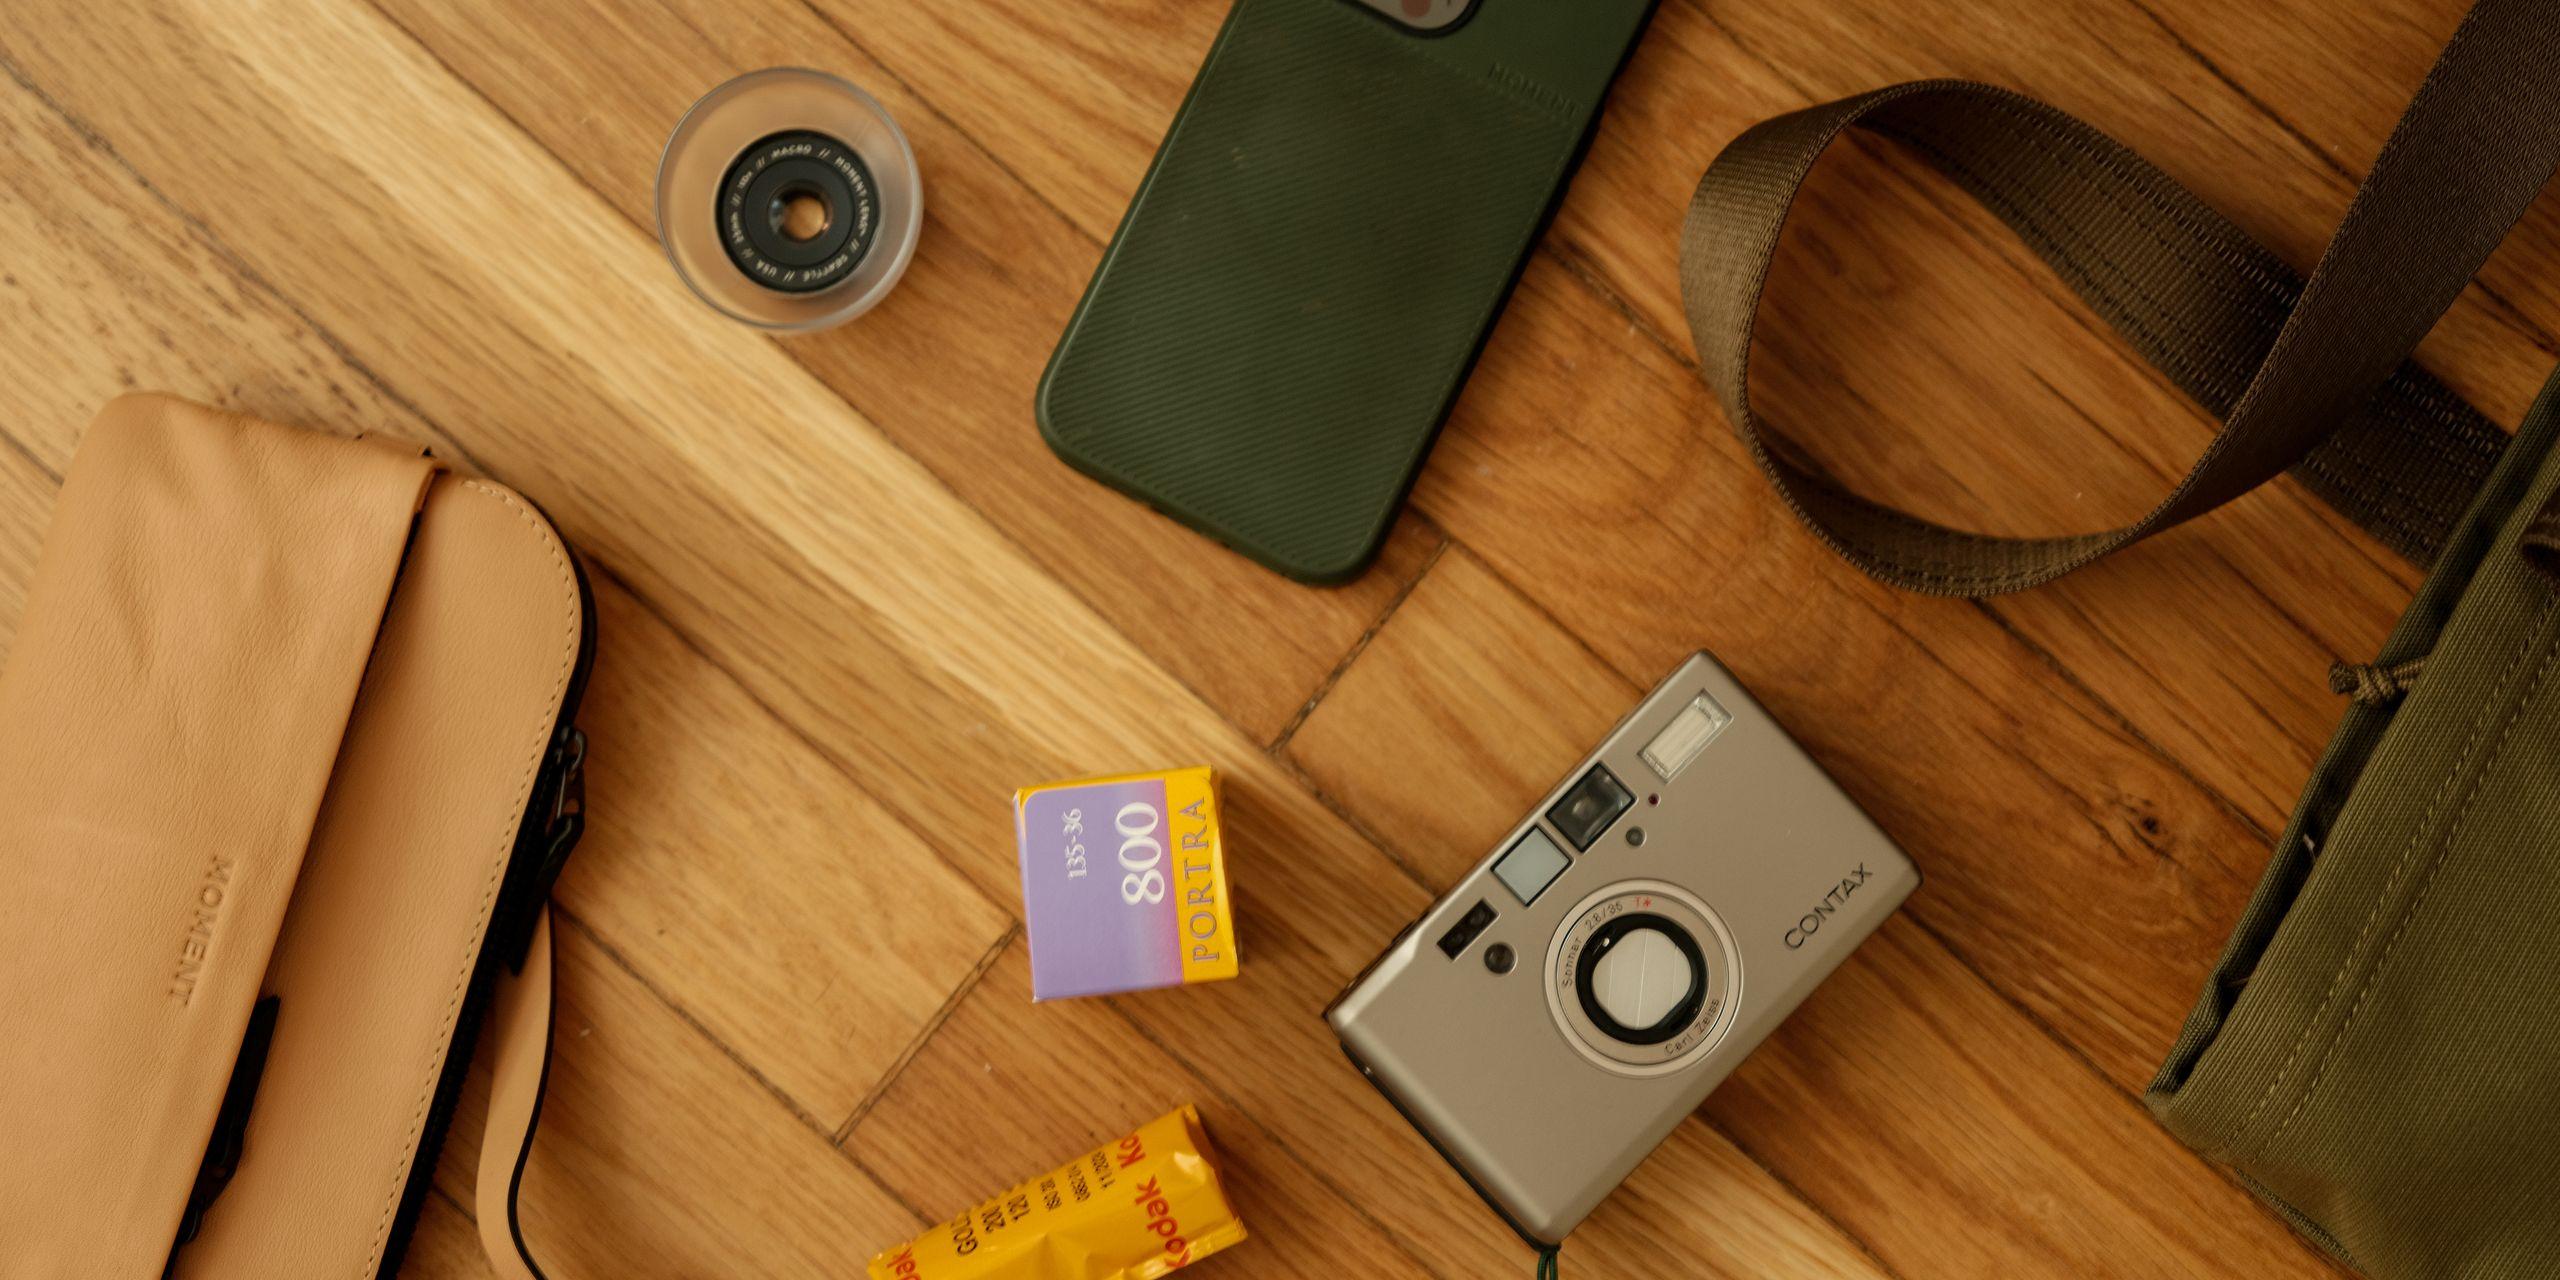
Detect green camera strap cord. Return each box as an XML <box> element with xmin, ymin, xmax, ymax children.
<box><xmin>1676</xmin><ymin>0</ymin><xmax>2560</xmax><ymax>595</ymax></box>
<box><xmin>1673</xmin><ymin>0</ymin><xmax>2560</xmax><ymax>1274</ymax></box>
<box><xmin>1536</xmin><ymin>1244</ymin><xmax>1559</xmax><ymax>1279</ymax></box>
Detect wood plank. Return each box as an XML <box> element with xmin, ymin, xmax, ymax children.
<box><xmin>391</xmin><ymin>1196</ymin><xmax>499</xmax><ymax>1280</ymax></box>
<box><xmin>0</xmin><ymin>0</ymin><xmax>1456</xmax><ymax>1008</ymax></box>
<box><xmin>820</xmin><ymin>0</ymin><xmax>2545</xmax><ymax>418</ymax></box>
<box><xmin>1281</xmin><ymin>553</ymin><xmax>1631</xmax><ymax>877</ymax></box>
<box><xmin>1286</xmin><ymin>545</ymin><xmax>2342</xmax><ymax>1276</ymax></box>
<box><xmin>852</xmin><ymin>932</ymin><xmax>1891</xmax><ymax>1280</ymax></box>
<box><xmin>431</xmin><ymin>921</ymin><xmax>921</xmax><ymax>1275</ymax></box>
<box><xmin>847</xmin><ymin>940</ymin><xmax>1443</xmax><ymax>1280</ymax></box>
<box><xmin>0</xmin><ymin>0</ymin><xmax>1247</xmax><ymax>916</ymax></box>
<box><xmin>0</xmin><ymin>7</ymin><xmax>1719</xmax><ymax>1274</ymax></box>
<box><xmin>1415</xmin><ymin>259</ymin><xmax>2280</xmax><ymax>1087</ymax></box>
<box><xmin>802</xmin><ymin>4</ymin><xmax>2461</xmax><ymax>1100</ymax></box>
<box><xmin>821</xmin><ymin>0</ymin><xmax>2547</xmax><ymax>838</ymax></box>
<box><xmin>1715</xmin><ymin>920</ymin><xmax>2329</xmax><ymax>1279</ymax></box>
<box><xmin>1560</xmin><ymin>0</ymin><xmax>2548</xmax><ymax>394</ymax></box>
<box><xmin>0</xmin><ymin>448</ymin><xmax>53</xmax><ymax>651</ymax></box>
<box><xmin>811</xmin><ymin>1</ymin><xmax>1211</xmax><ymax>242</ymax></box>
<box><xmin>366</xmin><ymin>0</ymin><xmax>1439</xmax><ymax>747</ymax></box>
<box><xmin>566</xmin><ymin>585</ymin><xmax>1014</xmax><ymax>1122</ymax></box>
<box><xmin>1687</xmin><ymin>0</ymin><xmax>2560</xmax><ymax>371</ymax></box>
<box><xmin>1529</xmin><ymin>0</ymin><xmax>2541</xmax><ymax>819</ymax></box>
<box><xmin>0</xmin><ymin>66</ymin><xmax>1008</xmax><ymax>1127</ymax></box>
<box><xmin>0</xmin><ymin>0</ymin><xmax>2340</xmax><ymax>1103</ymax></box>
<box><xmin>0</xmin><ymin>0</ymin><xmax>2524</xmax><ymax>1275</ymax></box>
<box><xmin>0</xmin><ymin>504</ymin><xmax>930</xmax><ymax>1271</ymax></box>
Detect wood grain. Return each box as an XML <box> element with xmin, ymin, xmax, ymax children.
<box><xmin>1284</xmin><ymin>547</ymin><xmax>2336</xmax><ymax>1276</ymax></box>
<box><xmin>432</xmin><ymin>923</ymin><xmax>925</xmax><ymax>1275</ymax></box>
<box><xmin>397</xmin><ymin>1198</ymin><xmax>499</xmax><ymax>1280</ymax></box>
<box><xmin>367</xmin><ymin>0</ymin><xmax>1443</xmax><ymax>747</ymax></box>
<box><xmin>0</xmin><ymin>37</ymin><xmax>986</xmax><ymax>1234</ymax></box>
<box><xmin>2</xmin><ymin>0</ymin><xmax>2546</xmax><ymax>1275</ymax></box>
<box><xmin>848</xmin><ymin>941</ymin><xmax>1446</xmax><ymax>1280</ymax></box>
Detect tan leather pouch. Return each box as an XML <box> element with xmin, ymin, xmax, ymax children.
<box><xmin>0</xmin><ymin>395</ymin><xmax>594</xmax><ymax>1278</ymax></box>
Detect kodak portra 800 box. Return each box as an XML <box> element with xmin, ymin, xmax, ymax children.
<box><xmin>1013</xmin><ymin>766</ymin><xmax>1238</xmax><ymax>1001</ymax></box>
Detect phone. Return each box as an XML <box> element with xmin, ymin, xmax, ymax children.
<box><xmin>1037</xmin><ymin>0</ymin><xmax>1659</xmax><ymax>582</ymax></box>
<box><xmin>1327</xmin><ymin>652</ymin><xmax>1918</xmax><ymax>1244</ymax></box>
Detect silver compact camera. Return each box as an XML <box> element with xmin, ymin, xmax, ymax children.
<box><xmin>1326</xmin><ymin>651</ymin><xmax>1917</xmax><ymax>1245</ymax></box>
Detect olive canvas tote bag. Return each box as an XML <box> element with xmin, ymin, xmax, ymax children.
<box><xmin>1679</xmin><ymin>0</ymin><xmax>2560</xmax><ymax>1273</ymax></box>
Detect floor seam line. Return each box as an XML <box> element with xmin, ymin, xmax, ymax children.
<box><xmin>835</xmin><ymin>919</ymin><xmax>1023</xmax><ymax>1145</ymax></box>
<box><xmin>1269</xmin><ymin>526</ymin><xmax>1452</xmax><ymax>752</ymax></box>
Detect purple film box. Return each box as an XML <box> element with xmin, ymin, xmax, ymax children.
<box><xmin>1013</xmin><ymin>766</ymin><xmax>1238</xmax><ymax>1001</ymax></box>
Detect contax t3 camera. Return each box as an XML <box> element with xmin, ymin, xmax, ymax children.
<box><xmin>1327</xmin><ymin>651</ymin><xmax>1918</xmax><ymax>1245</ymax></box>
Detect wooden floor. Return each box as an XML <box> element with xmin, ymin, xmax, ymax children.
<box><xmin>4</xmin><ymin>1</ymin><xmax>2549</xmax><ymax>1276</ymax></box>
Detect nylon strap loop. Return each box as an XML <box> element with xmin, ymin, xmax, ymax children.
<box><xmin>1680</xmin><ymin>0</ymin><xmax>2560</xmax><ymax>596</ymax></box>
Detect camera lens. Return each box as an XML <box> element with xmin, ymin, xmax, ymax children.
<box><xmin>1574</xmin><ymin>913</ymin><xmax>1708</xmax><ymax>1044</ymax></box>
<box><xmin>717</xmin><ymin>130</ymin><xmax>878</xmax><ymax>294</ymax></box>
<box><xmin>1546</xmin><ymin>764</ymin><xmax>1633</xmax><ymax>851</ymax></box>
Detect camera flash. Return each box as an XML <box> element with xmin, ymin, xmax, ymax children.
<box><xmin>1640</xmin><ymin>694</ymin><xmax>1731</xmax><ymax>780</ymax></box>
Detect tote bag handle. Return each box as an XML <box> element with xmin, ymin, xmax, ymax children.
<box><xmin>1679</xmin><ymin>0</ymin><xmax>2560</xmax><ymax>596</ymax></box>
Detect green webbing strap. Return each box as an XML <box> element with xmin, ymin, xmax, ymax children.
<box><xmin>2521</xmin><ymin>487</ymin><xmax>2560</xmax><ymax>583</ymax></box>
<box><xmin>1678</xmin><ymin>0</ymin><xmax>2560</xmax><ymax>596</ymax></box>
<box><xmin>1535</xmin><ymin>1245</ymin><xmax>1560</xmax><ymax>1279</ymax></box>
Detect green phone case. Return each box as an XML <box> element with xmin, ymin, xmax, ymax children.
<box><xmin>1037</xmin><ymin>0</ymin><xmax>1658</xmax><ymax>582</ymax></box>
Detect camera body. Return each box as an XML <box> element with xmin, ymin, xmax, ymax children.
<box><xmin>1326</xmin><ymin>652</ymin><xmax>1917</xmax><ymax>1245</ymax></box>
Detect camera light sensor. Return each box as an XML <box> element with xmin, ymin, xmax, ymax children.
<box><xmin>1493</xmin><ymin>828</ymin><xmax>1570</xmax><ymax>905</ymax></box>
<box><xmin>1641</xmin><ymin>693</ymin><xmax>1731</xmax><ymax>781</ymax></box>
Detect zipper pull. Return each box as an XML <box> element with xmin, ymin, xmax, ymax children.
<box><xmin>168</xmin><ymin>997</ymin><xmax>281</xmax><ymax>1261</ymax></box>
<box><xmin>503</xmin><ymin>726</ymin><xmax>586</xmax><ymax>972</ymax></box>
